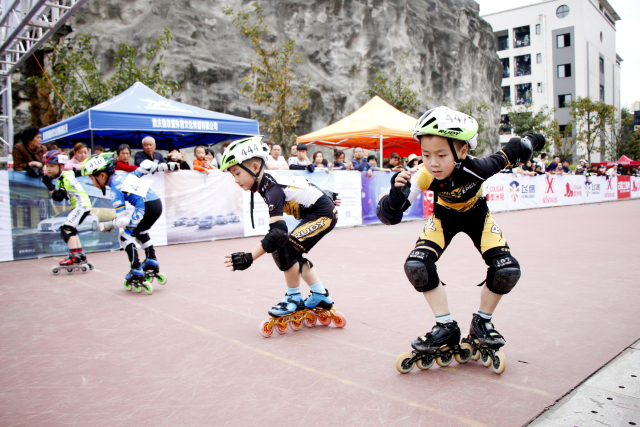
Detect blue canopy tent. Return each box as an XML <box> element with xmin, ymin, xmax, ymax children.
<box><xmin>39</xmin><ymin>82</ymin><xmax>259</xmax><ymax>150</ymax></box>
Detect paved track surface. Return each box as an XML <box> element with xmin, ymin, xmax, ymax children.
<box><xmin>1</xmin><ymin>200</ymin><xmax>639</xmax><ymax>427</ymax></box>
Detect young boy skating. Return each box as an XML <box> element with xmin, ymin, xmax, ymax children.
<box><xmin>377</xmin><ymin>107</ymin><xmax>544</xmax><ymax>374</ymax></box>
<box><xmin>221</xmin><ymin>136</ymin><xmax>344</xmax><ymax>336</ymax></box>
<box><xmin>41</xmin><ymin>150</ymin><xmax>93</xmax><ymax>274</ymax></box>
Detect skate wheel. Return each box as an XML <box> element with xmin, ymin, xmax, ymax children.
<box><xmin>65</xmin><ymin>268</ymin><xmax>74</xmax><ymax>274</ymax></box>
<box><xmin>86</xmin><ymin>262</ymin><xmax>94</xmax><ymax>270</ymax></box>
<box><xmin>124</xmin><ymin>279</ymin><xmax>132</xmax><ymax>291</ymax></box>
<box><xmin>454</xmin><ymin>343</ymin><xmax>473</xmax><ymax>364</ymax></box>
<box><xmin>332</xmin><ymin>311</ymin><xmax>347</xmax><ymax>328</ymax></box>
<box><xmin>80</xmin><ymin>265</ymin><xmax>89</xmax><ymax>274</ymax></box>
<box><xmin>492</xmin><ymin>351</ymin><xmax>506</xmax><ymax>375</ymax></box>
<box><xmin>132</xmin><ymin>283</ymin><xmax>142</xmax><ymax>293</ymax></box>
<box><xmin>396</xmin><ymin>352</ymin><xmax>415</xmax><ymax>374</ymax></box>
<box><xmin>317</xmin><ymin>311</ymin><xmax>332</xmax><ymax>326</ymax></box>
<box><xmin>144</xmin><ymin>282</ymin><xmax>154</xmax><ymax>295</ymax></box>
<box><xmin>259</xmin><ymin>320</ymin><xmax>274</xmax><ymax>338</ymax></box>
<box><xmin>157</xmin><ymin>273</ymin><xmax>167</xmax><ymax>285</ymax></box>
<box><xmin>290</xmin><ymin>319</ymin><xmax>302</xmax><ymax>331</ymax></box>
<box><xmin>436</xmin><ymin>351</ymin><xmax>454</xmax><ymax>367</ymax></box>
<box><xmin>416</xmin><ymin>355</ymin><xmax>435</xmax><ymax>370</ymax></box>
<box><xmin>303</xmin><ymin>311</ymin><xmax>317</xmax><ymax>327</ymax></box>
<box><xmin>51</xmin><ymin>266</ymin><xmax>60</xmax><ymax>275</ymax></box>
<box><xmin>481</xmin><ymin>352</ymin><xmax>493</xmax><ymax>367</ymax></box>
<box><xmin>471</xmin><ymin>339</ymin><xmax>482</xmax><ymax>360</ymax></box>
<box><xmin>275</xmin><ymin>322</ymin><xmax>288</xmax><ymax>334</ymax></box>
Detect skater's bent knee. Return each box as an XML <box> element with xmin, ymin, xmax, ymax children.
<box><xmin>404</xmin><ymin>249</ymin><xmax>439</xmax><ymax>292</ymax></box>
<box><xmin>272</xmin><ymin>242</ymin><xmax>299</xmax><ymax>272</ymax></box>
<box><xmin>485</xmin><ymin>255</ymin><xmax>521</xmax><ymax>295</ymax></box>
<box><xmin>60</xmin><ymin>225</ymin><xmax>77</xmax><ymax>243</ymax></box>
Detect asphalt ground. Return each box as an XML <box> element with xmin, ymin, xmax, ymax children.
<box><xmin>1</xmin><ymin>199</ymin><xmax>638</xmax><ymax>426</ymax></box>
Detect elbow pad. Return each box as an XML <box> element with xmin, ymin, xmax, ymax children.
<box><xmin>112</xmin><ymin>215</ymin><xmax>130</xmax><ymax>229</ymax></box>
<box><xmin>377</xmin><ymin>195</ymin><xmax>405</xmax><ymax>225</ymax></box>
<box><xmin>261</xmin><ymin>220</ymin><xmax>289</xmax><ymax>253</ymax></box>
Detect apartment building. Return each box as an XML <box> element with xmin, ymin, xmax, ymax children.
<box><xmin>483</xmin><ymin>0</ymin><xmax>621</xmax><ymax>161</ymax></box>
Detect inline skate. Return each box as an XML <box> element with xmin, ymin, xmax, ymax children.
<box><xmin>461</xmin><ymin>314</ymin><xmax>507</xmax><ymax>375</ymax></box>
<box><xmin>396</xmin><ymin>321</ymin><xmax>473</xmax><ymax>374</ymax></box>
<box><xmin>124</xmin><ymin>268</ymin><xmax>153</xmax><ymax>295</ymax></box>
<box><xmin>259</xmin><ymin>289</ymin><xmax>346</xmax><ymax>338</ymax></box>
<box><xmin>51</xmin><ymin>253</ymin><xmax>93</xmax><ymax>275</ymax></box>
<box><xmin>141</xmin><ymin>258</ymin><xmax>167</xmax><ymax>285</ymax></box>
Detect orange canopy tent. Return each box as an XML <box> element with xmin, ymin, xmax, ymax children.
<box><xmin>296</xmin><ymin>96</ymin><xmax>421</xmax><ymax>164</ymax></box>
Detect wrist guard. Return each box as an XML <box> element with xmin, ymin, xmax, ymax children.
<box><xmin>230</xmin><ymin>252</ymin><xmax>253</xmax><ymax>271</ymax></box>
<box><xmin>388</xmin><ymin>172</ymin><xmax>411</xmax><ymax>210</ymax></box>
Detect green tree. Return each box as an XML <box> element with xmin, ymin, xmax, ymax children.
<box><xmin>223</xmin><ymin>2</ymin><xmax>311</xmax><ymax>154</ymax></box>
<box><xmin>568</xmin><ymin>97</ymin><xmax>616</xmax><ymax>164</ymax></box>
<box><xmin>603</xmin><ymin>108</ymin><xmax>640</xmax><ymax>161</ymax></box>
<box><xmin>28</xmin><ymin>29</ymin><xmax>179</xmax><ymax>120</ymax></box>
<box><xmin>363</xmin><ymin>64</ymin><xmax>421</xmax><ymax>115</ymax></box>
<box><xmin>505</xmin><ymin>98</ymin><xmax>555</xmax><ymax>154</ymax></box>
<box><xmin>456</xmin><ymin>100</ymin><xmax>492</xmax><ymax>156</ymax></box>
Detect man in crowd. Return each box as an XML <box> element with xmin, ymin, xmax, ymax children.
<box><xmin>561</xmin><ymin>160</ymin><xmax>571</xmax><ymax>174</ymax></box>
<box><xmin>93</xmin><ymin>145</ymin><xmax>105</xmax><ymax>155</ymax></box>
<box><xmin>135</xmin><ymin>136</ymin><xmax>167</xmax><ymax>166</ymax></box>
<box><xmin>536</xmin><ymin>153</ymin><xmax>547</xmax><ymax>171</ymax></box>
<box><xmin>13</xmin><ymin>126</ymin><xmax>45</xmax><ymax>173</ymax></box>
<box><xmin>349</xmin><ymin>147</ymin><xmax>370</xmax><ymax>171</ymax></box>
<box><xmin>383</xmin><ymin>152</ymin><xmax>404</xmax><ymax>172</ymax></box>
<box><xmin>288</xmin><ymin>143</ymin><xmax>314</xmax><ymax>172</ymax></box>
<box><xmin>266</xmin><ymin>143</ymin><xmax>289</xmax><ymax>170</ymax></box>
<box><xmin>546</xmin><ymin>155</ymin><xmax>561</xmax><ymax>172</ymax></box>
<box><xmin>288</xmin><ymin>144</ymin><xmax>298</xmax><ymax>166</ymax></box>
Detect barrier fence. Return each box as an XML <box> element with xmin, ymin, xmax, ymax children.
<box><xmin>1</xmin><ymin>170</ymin><xmax>638</xmax><ymax>263</ymax></box>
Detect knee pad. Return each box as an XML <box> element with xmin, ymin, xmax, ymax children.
<box><xmin>60</xmin><ymin>225</ymin><xmax>77</xmax><ymax>243</ymax></box>
<box><xmin>404</xmin><ymin>249</ymin><xmax>440</xmax><ymax>292</ymax></box>
<box><xmin>272</xmin><ymin>242</ymin><xmax>300</xmax><ymax>272</ymax></box>
<box><xmin>485</xmin><ymin>255</ymin><xmax>521</xmax><ymax>295</ymax></box>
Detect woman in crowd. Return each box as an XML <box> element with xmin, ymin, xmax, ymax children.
<box><xmin>204</xmin><ymin>148</ymin><xmax>219</xmax><ymax>169</ymax></box>
<box><xmin>405</xmin><ymin>154</ymin><xmax>421</xmax><ymax>172</ymax></box>
<box><xmin>331</xmin><ymin>150</ymin><xmax>347</xmax><ymax>170</ymax></box>
<box><xmin>313</xmin><ymin>151</ymin><xmax>331</xmax><ymax>173</ymax></box>
<box><xmin>64</xmin><ymin>143</ymin><xmax>90</xmax><ymax>171</ymax></box>
<box><xmin>115</xmin><ymin>144</ymin><xmax>138</xmax><ymax>172</ymax></box>
<box><xmin>166</xmin><ymin>149</ymin><xmax>190</xmax><ymax>170</ymax></box>
<box><xmin>193</xmin><ymin>145</ymin><xmax>215</xmax><ymax>174</ymax></box>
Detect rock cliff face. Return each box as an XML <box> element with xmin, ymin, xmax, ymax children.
<box><xmin>14</xmin><ymin>0</ymin><xmax>503</xmax><ymax>151</ymax></box>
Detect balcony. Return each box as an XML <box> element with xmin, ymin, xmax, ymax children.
<box><xmin>513</xmin><ymin>26</ymin><xmax>531</xmax><ymax>48</ymax></box>
<box><xmin>501</xmin><ymin>58</ymin><xmax>510</xmax><ymax>78</ymax></box>
<box><xmin>514</xmin><ymin>54</ymin><xmax>531</xmax><ymax>77</ymax></box>
<box><xmin>515</xmin><ymin>83</ymin><xmax>532</xmax><ymax>105</ymax></box>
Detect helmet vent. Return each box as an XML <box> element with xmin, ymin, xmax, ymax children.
<box><xmin>425</xmin><ymin>117</ymin><xmax>436</xmax><ymax>127</ymax></box>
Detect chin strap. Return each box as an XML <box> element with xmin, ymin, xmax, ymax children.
<box><xmin>237</xmin><ymin>159</ymin><xmax>265</xmax><ymax>229</ymax></box>
<box><xmin>447</xmin><ymin>138</ymin><xmax>462</xmax><ymax>170</ymax></box>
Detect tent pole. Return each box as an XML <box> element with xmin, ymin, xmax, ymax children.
<box><xmin>379</xmin><ymin>130</ymin><xmax>383</xmax><ymax>168</ymax></box>
<box><xmin>90</xmin><ymin>130</ymin><xmax>94</xmax><ymax>152</ymax></box>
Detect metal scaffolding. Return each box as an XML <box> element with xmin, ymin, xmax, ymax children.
<box><xmin>0</xmin><ymin>0</ymin><xmax>88</xmax><ymax>152</ymax></box>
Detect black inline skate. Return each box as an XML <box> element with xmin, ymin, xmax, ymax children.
<box><xmin>140</xmin><ymin>258</ymin><xmax>167</xmax><ymax>285</ymax></box>
<box><xmin>124</xmin><ymin>268</ymin><xmax>153</xmax><ymax>295</ymax></box>
<box><xmin>396</xmin><ymin>321</ymin><xmax>473</xmax><ymax>374</ymax></box>
<box><xmin>461</xmin><ymin>314</ymin><xmax>507</xmax><ymax>375</ymax></box>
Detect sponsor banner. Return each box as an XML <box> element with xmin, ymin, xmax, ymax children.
<box><xmin>583</xmin><ymin>176</ymin><xmax>605</xmax><ymax>203</ymax></box>
<box><xmin>484</xmin><ymin>175</ymin><xmax>509</xmax><ymax>212</ymax></box>
<box><xmin>617</xmin><ymin>175</ymin><xmax>631</xmax><ymax>200</ymax></box>
<box><xmin>332</xmin><ymin>171</ymin><xmax>362</xmax><ymax>228</ymax></box>
<box><xmin>506</xmin><ymin>175</ymin><xmax>539</xmax><ymax>210</ymax></box>
<box><xmin>0</xmin><ymin>171</ymin><xmax>12</xmax><ymax>262</ymax></box>
<box><xmin>603</xmin><ymin>176</ymin><xmax>618</xmax><ymax>200</ymax></box>
<box><xmin>559</xmin><ymin>175</ymin><xmax>586</xmax><ymax>206</ymax></box>
<box><xmin>539</xmin><ymin>175</ymin><xmax>562</xmax><ymax>207</ymax></box>
<box><xmin>631</xmin><ymin>177</ymin><xmax>640</xmax><ymax>198</ymax></box>
<box><xmin>165</xmin><ymin>170</ymin><xmax>245</xmax><ymax>244</ymax></box>
<box><xmin>361</xmin><ymin>171</ymin><xmax>424</xmax><ymax>225</ymax></box>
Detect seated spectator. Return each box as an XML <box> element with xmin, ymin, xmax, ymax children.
<box><xmin>574</xmin><ymin>165</ymin><xmax>585</xmax><ymax>175</ymax></box>
<box><xmin>331</xmin><ymin>150</ymin><xmax>347</xmax><ymax>170</ymax></box>
<box><xmin>348</xmin><ymin>147</ymin><xmax>370</xmax><ymax>172</ymax></box>
<box><xmin>193</xmin><ymin>145</ymin><xmax>215</xmax><ymax>174</ymax></box>
<box><xmin>166</xmin><ymin>148</ymin><xmax>190</xmax><ymax>170</ymax></box>
<box><xmin>204</xmin><ymin>148</ymin><xmax>219</xmax><ymax>169</ymax></box>
<box><xmin>514</xmin><ymin>160</ymin><xmax>535</xmax><ymax>176</ymax></box>
<box><xmin>288</xmin><ymin>144</ymin><xmax>298</xmax><ymax>166</ymax></box>
<box><xmin>546</xmin><ymin>155</ymin><xmax>561</xmax><ymax>172</ymax></box>
<box><xmin>12</xmin><ymin>126</ymin><xmax>46</xmax><ymax>174</ymax></box>
<box><xmin>367</xmin><ymin>155</ymin><xmax>391</xmax><ymax>172</ymax></box>
<box><xmin>405</xmin><ymin>154</ymin><xmax>421</xmax><ymax>172</ymax></box>
<box><xmin>135</xmin><ymin>136</ymin><xmax>166</xmax><ymax>166</ymax></box>
<box><xmin>115</xmin><ymin>144</ymin><xmax>138</xmax><ymax>172</ymax></box>
<box><xmin>266</xmin><ymin>143</ymin><xmax>289</xmax><ymax>170</ymax></box>
<box><xmin>561</xmin><ymin>160</ymin><xmax>571</xmax><ymax>174</ymax></box>
<box><xmin>383</xmin><ymin>152</ymin><xmax>404</xmax><ymax>172</ymax></box>
<box><xmin>93</xmin><ymin>145</ymin><xmax>105</xmax><ymax>155</ymax></box>
<box><xmin>534</xmin><ymin>165</ymin><xmax>545</xmax><ymax>175</ymax></box>
<box><xmin>289</xmin><ymin>143</ymin><xmax>314</xmax><ymax>172</ymax></box>
<box><xmin>312</xmin><ymin>151</ymin><xmax>331</xmax><ymax>173</ymax></box>
<box><xmin>605</xmin><ymin>164</ymin><xmax>619</xmax><ymax>177</ymax></box>
<box><xmin>65</xmin><ymin>142</ymin><xmax>90</xmax><ymax>171</ymax></box>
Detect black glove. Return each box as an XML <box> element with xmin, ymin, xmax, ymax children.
<box><xmin>42</xmin><ymin>175</ymin><xmax>56</xmax><ymax>191</ymax></box>
<box><xmin>502</xmin><ymin>133</ymin><xmax>546</xmax><ymax>166</ymax></box>
<box><xmin>51</xmin><ymin>188</ymin><xmax>68</xmax><ymax>202</ymax></box>
<box><xmin>323</xmin><ymin>190</ymin><xmax>338</xmax><ymax>202</ymax></box>
<box><xmin>306</xmin><ymin>164</ymin><xmax>315</xmax><ymax>173</ymax></box>
<box><xmin>524</xmin><ymin>133</ymin><xmax>546</xmax><ymax>152</ymax></box>
<box><xmin>388</xmin><ymin>172</ymin><xmax>411</xmax><ymax>210</ymax></box>
<box><xmin>230</xmin><ymin>252</ymin><xmax>253</xmax><ymax>271</ymax></box>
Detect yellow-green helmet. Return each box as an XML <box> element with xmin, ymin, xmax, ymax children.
<box><xmin>220</xmin><ymin>136</ymin><xmax>268</xmax><ymax>172</ymax></box>
<box><xmin>81</xmin><ymin>153</ymin><xmax>116</xmax><ymax>176</ymax></box>
<box><xmin>412</xmin><ymin>106</ymin><xmax>478</xmax><ymax>150</ymax></box>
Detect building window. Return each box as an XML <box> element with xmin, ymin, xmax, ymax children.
<box><xmin>536</xmin><ymin>53</ymin><xmax>542</xmax><ymax>63</ymax></box>
<box><xmin>501</xmin><ymin>57</ymin><xmax>510</xmax><ymax>78</ymax></box>
<box><xmin>557</xmin><ymin>33</ymin><xmax>570</xmax><ymax>48</ymax></box>
<box><xmin>559</xmin><ymin>124</ymin><xmax>572</xmax><ymax>137</ymax></box>
<box><xmin>497</xmin><ymin>35</ymin><xmax>509</xmax><ymax>51</ymax></box>
<box><xmin>558</xmin><ymin>94</ymin><xmax>572</xmax><ymax>108</ymax></box>
<box><xmin>516</xmin><ymin>83</ymin><xmax>532</xmax><ymax>105</ymax></box>
<box><xmin>600</xmin><ymin>85</ymin><xmax>605</xmax><ymax>102</ymax></box>
<box><xmin>500</xmin><ymin>114</ymin><xmax>512</xmax><ymax>135</ymax></box>
<box><xmin>557</xmin><ymin>63</ymin><xmax>572</xmax><ymax>78</ymax></box>
<box><xmin>556</xmin><ymin>5</ymin><xmax>570</xmax><ymax>18</ymax></box>
<box><xmin>537</xmin><ymin>83</ymin><xmax>543</xmax><ymax>93</ymax></box>
<box><xmin>600</xmin><ymin>32</ymin><xmax>603</xmax><ymax>42</ymax></box>
<box><xmin>513</xmin><ymin>26</ymin><xmax>530</xmax><ymax>48</ymax></box>
<box><xmin>599</xmin><ymin>57</ymin><xmax>605</xmax><ymax>74</ymax></box>
<box><xmin>502</xmin><ymin>86</ymin><xmax>511</xmax><ymax>104</ymax></box>
<box><xmin>599</xmin><ymin>3</ymin><xmax>604</xmax><ymax>12</ymax></box>
<box><xmin>515</xmin><ymin>54</ymin><xmax>531</xmax><ymax>76</ymax></box>
<box><xmin>536</xmin><ymin>24</ymin><xmax>541</xmax><ymax>35</ymax></box>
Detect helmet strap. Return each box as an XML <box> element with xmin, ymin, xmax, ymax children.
<box><xmin>447</xmin><ymin>138</ymin><xmax>462</xmax><ymax>169</ymax></box>
<box><xmin>237</xmin><ymin>159</ymin><xmax>265</xmax><ymax>229</ymax></box>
